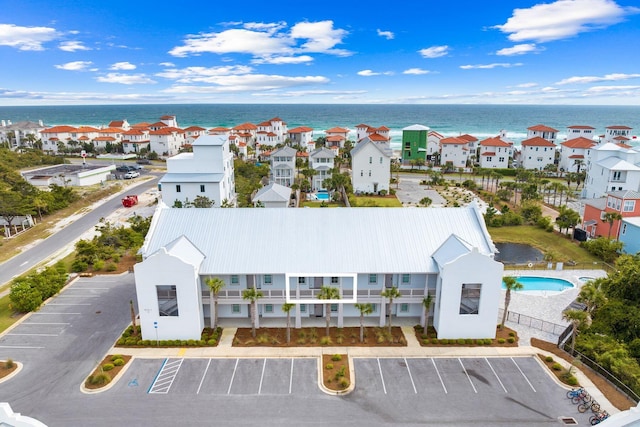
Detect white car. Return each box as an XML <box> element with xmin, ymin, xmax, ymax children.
<box><xmin>124</xmin><ymin>171</ymin><xmax>140</xmax><ymax>179</ymax></box>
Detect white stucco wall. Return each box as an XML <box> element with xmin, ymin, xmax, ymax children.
<box><xmin>134</xmin><ymin>248</ymin><xmax>205</xmax><ymax>340</ymax></box>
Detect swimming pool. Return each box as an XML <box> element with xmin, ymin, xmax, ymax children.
<box><xmin>502</xmin><ymin>276</ymin><xmax>575</xmax><ymax>292</ymax></box>
<box><xmin>316</xmin><ymin>191</ymin><xmax>330</xmax><ymax>201</ymax></box>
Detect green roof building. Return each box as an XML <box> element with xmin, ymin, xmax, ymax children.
<box><xmin>402</xmin><ymin>124</ymin><xmax>430</xmax><ymax>163</ymax></box>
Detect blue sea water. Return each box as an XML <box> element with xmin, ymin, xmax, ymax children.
<box><xmin>1</xmin><ymin>104</ymin><xmax>639</xmax><ymax>150</ymax></box>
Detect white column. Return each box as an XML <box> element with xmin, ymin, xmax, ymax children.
<box><xmin>295</xmin><ymin>304</ymin><xmax>301</xmax><ymax>328</ymax></box>
<box><xmin>338</xmin><ymin>303</ymin><xmax>343</xmax><ymax>328</ymax></box>
<box><xmin>379</xmin><ymin>298</ymin><xmax>386</xmax><ymax>327</ymax></box>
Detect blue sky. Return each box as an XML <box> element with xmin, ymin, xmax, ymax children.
<box><xmin>1</xmin><ymin>0</ymin><xmax>639</xmax><ymax>105</ymax></box>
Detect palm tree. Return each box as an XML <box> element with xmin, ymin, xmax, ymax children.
<box><xmin>317</xmin><ymin>285</ymin><xmax>340</xmax><ymax>337</ymax></box>
<box><xmin>501</xmin><ymin>276</ymin><xmax>523</xmax><ymax>328</ymax></box>
<box><xmin>205</xmin><ymin>277</ymin><xmax>225</xmax><ymax>329</ymax></box>
<box><xmin>354</xmin><ymin>303</ymin><xmax>373</xmax><ymax>343</ymax></box>
<box><xmin>603</xmin><ymin>211</ymin><xmax>623</xmax><ymax>239</ymax></box>
<box><xmin>281</xmin><ymin>303</ymin><xmax>295</xmax><ymax>343</ymax></box>
<box><xmin>422</xmin><ymin>294</ymin><xmax>433</xmax><ymax>331</ymax></box>
<box><xmin>563</xmin><ymin>309</ymin><xmax>589</xmax><ymax>355</ymax></box>
<box><xmin>381</xmin><ymin>286</ymin><xmax>402</xmax><ymax>334</ymax></box>
<box><xmin>577</xmin><ymin>279</ymin><xmax>607</xmax><ymax>314</ymax></box>
<box><xmin>242</xmin><ymin>287</ymin><xmax>263</xmax><ymax>338</ymax></box>
<box><xmin>390</xmin><ymin>162</ymin><xmax>401</xmax><ymax>189</ymax></box>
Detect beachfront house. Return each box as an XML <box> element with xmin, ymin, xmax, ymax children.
<box><xmin>566</xmin><ymin>125</ymin><xmax>596</xmax><ymax>141</ymax></box>
<box><xmin>520</xmin><ymin>137</ymin><xmax>556</xmax><ymax>170</ymax></box>
<box><xmin>325</xmin><ymin>127</ymin><xmax>350</xmax><ymax>149</ymax></box>
<box><xmin>439</xmin><ymin>136</ymin><xmax>470</xmax><ymax>169</ymax></box>
<box><xmin>402</xmin><ymin>124</ymin><xmax>429</xmax><ymax>164</ymax></box>
<box><xmin>252</xmin><ymin>182</ymin><xmax>292</xmax><ymax>208</ymax></box>
<box><xmin>231</xmin><ymin>123</ymin><xmax>258</xmax><ymax>147</ymax></box>
<box><xmin>601</xmin><ymin>125</ymin><xmax>633</xmax><ymax>145</ymax></box>
<box><xmin>582</xmin><ymin>191</ymin><xmax>640</xmax><ymax>239</ymax></box>
<box><xmin>355</xmin><ymin>124</ymin><xmax>391</xmax><ymax>143</ymax></box>
<box><xmin>269</xmin><ymin>145</ymin><xmax>297</xmax><ymax>187</ymax></box>
<box><xmin>40</xmin><ymin>125</ymin><xmax>77</xmax><ymax>153</ymax></box>
<box><xmin>257</xmin><ymin>118</ymin><xmax>287</xmax><ymax>145</ymax></box>
<box><xmin>0</xmin><ymin>120</ymin><xmax>46</xmax><ymax>150</ymax></box>
<box><xmin>350</xmin><ymin>136</ymin><xmax>392</xmax><ymax>194</ymax></box>
<box><xmin>583</xmin><ymin>143</ymin><xmax>640</xmax><ymax>199</ymax></box>
<box><xmin>458</xmin><ymin>134</ymin><xmax>479</xmax><ymax>163</ymax></box>
<box><xmin>159</xmin><ymin>134</ymin><xmax>236</xmax><ymax>208</ymax></box>
<box><xmin>478</xmin><ymin>137</ymin><xmax>511</xmax><ymax>169</ymax></box>
<box><xmin>287</xmin><ymin>126</ymin><xmax>314</xmax><ymax>149</ymax></box>
<box><xmin>108</xmin><ymin>119</ymin><xmax>130</xmax><ymax>130</ymax></box>
<box><xmin>121</xmin><ymin>129</ymin><xmax>150</xmax><ymax>154</ymax></box>
<box><xmin>620</xmin><ymin>217</ymin><xmax>640</xmax><ymax>254</ymax></box>
<box><xmin>183</xmin><ymin>126</ymin><xmax>207</xmax><ymax>145</ymax></box>
<box><xmin>133</xmin><ymin>204</ymin><xmax>503</xmax><ymax>341</ymax></box>
<box><xmin>526</xmin><ymin>124</ymin><xmax>559</xmax><ymax>144</ymax></box>
<box><xmin>559</xmin><ymin>137</ymin><xmax>595</xmax><ymax>173</ymax></box>
<box><xmin>309</xmin><ymin>147</ymin><xmax>335</xmax><ymax>190</ymax></box>
<box><xmin>149</xmin><ymin>127</ymin><xmax>185</xmax><ymax>157</ymax></box>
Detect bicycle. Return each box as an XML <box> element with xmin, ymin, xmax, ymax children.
<box><xmin>589</xmin><ymin>411</ymin><xmax>609</xmax><ymax>425</ymax></box>
<box><xmin>578</xmin><ymin>400</ymin><xmax>601</xmax><ymax>413</ymax></box>
<box><xmin>566</xmin><ymin>387</ymin><xmax>591</xmax><ymax>404</ymax></box>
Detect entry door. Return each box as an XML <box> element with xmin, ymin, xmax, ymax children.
<box><xmin>314</xmin><ymin>277</ymin><xmax>323</xmax><ymax>289</ymax></box>
<box><xmin>385</xmin><ymin>274</ymin><xmax>393</xmax><ymax>288</ymax></box>
<box><xmin>248</xmin><ymin>275</ymin><xmax>258</xmax><ymax>289</ymax></box>
<box><xmin>314</xmin><ymin>304</ymin><xmax>323</xmax><ymax>317</ymax></box>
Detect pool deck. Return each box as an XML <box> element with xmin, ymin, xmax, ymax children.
<box><xmin>500</xmin><ymin>269</ymin><xmax>607</xmax><ymax>345</ymax></box>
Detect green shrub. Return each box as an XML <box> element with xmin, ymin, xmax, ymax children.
<box><xmin>431</xmin><ymin>338</ymin><xmax>438</xmax><ymax>344</ymax></box>
<box><xmin>320</xmin><ymin>336</ymin><xmax>332</xmax><ymax>345</ymax></box>
<box><xmin>112</xmin><ymin>358</ymin><xmax>125</xmax><ymax>367</ymax></box>
<box><xmin>111</xmin><ymin>354</ymin><xmax>123</xmax><ymax>362</ymax></box>
<box><xmin>92</xmin><ymin>259</ymin><xmax>104</xmax><ymax>271</ymax></box>
<box><xmin>87</xmin><ymin>373</ymin><xmax>111</xmax><ymax>386</ymax></box>
<box><xmin>5</xmin><ymin>359</ymin><xmax>14</xmax><ymax>369</ymax></box>
<box><xmin>207</xmin><ymin>339</ymin><xmax>217</xmax><ymax>346</ymax></box>
<box><xmin>331</xmin><ymin>354</ymin><xmax>342</xmax><ymax>362</ymax></box>
<box><xmin>112</xmin><ymin>254</ymin><xmax>121</xmax><ymax>263</ymax></box>
<box><xmin>325</xmin><ymin>363</ymin><xmax>334</xmax><ymax>370</ymax></box>
<box><xmin>552</xmin><ymin>362</ymin><xmax>563</xmax><ymax>371</ymax></box>
<box><xmin>71</xmin><ymin>259</ymin><xmax>89</xmax><ymax>272</ymax></box>
<box><xmin>545</xmin><ymin>356</ymin><xmax>554</xmax><ymax>363</ymax></box>
<box><xmin>102</xmin><ymin>363</ymin><xmax>114</xmax><ymax>371</ymax></box>
<box><xmin>565</xmin><ymin>375</ymin><xmax>579</xmax><ymax>386</ymax></box>
<box><xmin>339</xmin><ymin>378</ymin><xmax>350</xmax><ymax>389</ymax></box>
<box><xmin>465</xmin><ymin>339</ymin><xmax>474</xmax><ymax>345</ymax></box>
<box><xmin>422</xmin><ymin>339</ymin><xmax>430</xmax><ymax>345</ymax></box>
<box><xmin>508</xmin><ymin>331</ymin><xmax>515</xmax><ymax>337</ymax></box>
<box><xmin>507</xmin><ymin>337</ymin><xmax>516</xmax><ymax>344</ymax></box>
<box><xmin>497</xmin><ymin>338</ymin><xmax>506</xmax><ymax>344</ymax></box>
<box><xmin>457</xmin><ymin>338</ymin><xmax>466</xmax><ymax>345</ymax></box>
<box><xmin>105</xmin><ymin>262</ymin><xmax>117</xmax><ymax>272</ymax></box>
<box><xmin>335</xmin><ymin>366</ymin><xmax>346</xmax><ymax>378</ymax></box>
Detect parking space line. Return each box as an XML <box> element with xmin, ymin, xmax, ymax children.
<box><xmin>196</xmin><ymin>359</ymin><xmax>211</xmax><ymax>395</ymax></box>
<box><xmin>511</xmin><ymin>357</ymin><xmax>536</xmax><ymax>392</ymax></box>
<box><xmin>227</xmin><ymin>358</ymin><xmax>239</xmax><ymax>395</ymax></box>
<box><xmin>404</xmin><ymin>358</ymin><xmax>417</xmax><ymax>394</ymax></box>
<box><xmin>485</xmin><ymin>358</ymin><xmax>508</xmax><ymax>393</ymax></box>
<box><xmin>6</xmin><ymin>333</ymin><xmax>58</xmax><ymax>337</ymax></box>
<box><xmin>431</xmin><ymin>358</ymin><xmax>448</xmax><ymax>394</ymax></box>
<box><xmin>57</xmin><ymin>295</ymin><xmax>100</xmax><ymax>298</ymax></box>
<box><xmin>24</xmin><ymin>322</ymin><xmax>69</xmax><ymax>325</ymax></box>
<box><xmin>147</xmin><ymin>359</ymin><xmax>168</xmax><ymax>393</ymax></box>
<box><xmin>458</xmin><ymin>358</ymin><xmax>477</xmax><ymax>393</ymax></box>
<box><xmin>148</xmin><ymin>358</ymin><xmax>184</xmax><ymax>394</ymax></box>
<box><xmin>0</xmin><ymin>345</ymin><xmax>45</xmax><ymax>349</ymax></box>
<box><xmin>258</xmin><ymin>358</ymin><xmax>267</xmax><ymax>394</ymax></box>
<box><xmin>30</xmin><ymin>312</ymin><xmax>81</xmax><ymax>315</ymax></box>
<box><xmin>377</xmin><ymin>358</ymin><xmax>387</xmax><ymax>394</ymax></box>
<box><xmin>46</xmin><ymin>303</ymin><xmax>91</xmax><ymax>306</ymax></box>
<box><xmin>289</xmin><ymin>358</ymin><xmax>294</xmax><ymax>394</ymax></box>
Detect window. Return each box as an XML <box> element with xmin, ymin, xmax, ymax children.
<box><xmin>613</xmin><ymin>171</ymin><xmax>622</xmax><ymax>181</ymax></box>
<box><xmin>498</xmin><ymin>157</ymin><xmax>505</xmax><ymax>162</ymax></box>
<box><xmin>600</xmin><ymin>211</ymin><xmax>607</xmax><ymax>220</ymax></box>
<box><xmin>623</xmin><ymin>200</ymin><xmax>635</xmax><ymax>212</ymax></box>
<box><xmin>157</xmin><ymin>285</ymin><xmax>178</xmax><ymax>316</ymax></box>
<box><xmin>459</xmin><ymin>283</ymin><xmax>481</xmax><ymax>315</ymax></box>
<box><xmin>330</xmin><ymin>304</ymin><xmax>338</xmax><ymax>313</ymax></box>
<box><xmin>369</xmin><ymin>274</ymin><xmax>377</xmax><ymax>284</ymax></box>
<box><xmin>264</xmin><ymin>275</ymin><xmax>272</xmax><ymax>284</ymax></box>
<box><xmin>231</xmin><ymin>275</ymin><xmax>239</xmax><ymax>285</ymax></box>
<box><xmin>176</xmin><ymin>185</ymin><xmax>181</xmax><ymax>193</ymax></box>
<box><xmin>265</xmin><ymin>304</ymin><xmax>273</xmax><ymax>313</ymax></box>
<box><xmin>400</xmin><ymin>303</ymin><xmax>409</xmax><ymax>312</ymax></box>
<box><xmin>368</xmin><ymin>170</ymin><xmax>371</xmax><ymax>177</ymax></box>
<box><xmin>232</xmin><ymin>304</ymin><xmax>240</xmax><ymax>313</ymax></box>
<box><xmin>369</xmin><ymin>156</ymin><xmax>372</xmax><ymax>164</ymax></box>
<box><xmin>360</xmin><ymin>170</ymin><xmax>363</xmax><ymax>177</ymax></box>
<box><xmin>300</xmin><ymin>304</ymin><xmax>306</xmax><ymax>313</ymax></box>
<box><xmin>298</xmin><ymin>277</ymin><xmax>306</xmax><ymax>284</ymax></box>
<box><xmin>200</xmin><ymin>184</ymin><xmax>205</xmax><ymax>193</ymax></box>
<box><xmin>622</xmin><ymin>223</ymin><xmax>627</xmax><ymax>234</ymax></box>
<box><xmin>331</xmin><ymin>277</ymin><xmax>339</xmax><ymax>284</ymax></box>
<box><xmin>402</xmin><ymin>274</ymin><xmax>411</xmax><ymax>284</ymax></box>
<box><xmin>380</xmin><ymin>157</ymin><xmax>383</xmax><ymax>164</ymax></box>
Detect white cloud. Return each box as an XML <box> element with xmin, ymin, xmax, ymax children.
<box><xmin>59</xmin><ymin>41</ymin><xmax>90</xmax><ymax>52</ymax></box>
<box><xmin>357</xmin><ymin>70</ymin><xmax>394</xmax><ymax>76</ymax></box>
<box><xmin>418</xmin><ymin>45</ymin><xmax>449</xmax><ymax>58</ymax></box>
<box><xmin>255</xmin><ymin>89</ymin><xmax>367</xmax><ymax>97</ymax></box>
<box><xmin>516</xmin><ymin>82</ymin><xmax>538</xmax><ymax>88</ymax></box>
<box><xmin>460</xmin><ymin>63</ymin><xmax>523</xmax><ymax>69</ymax></box>
<box><xmin>169</xmin><ymin>20</ymin><xmax>350</xmax><ymax>58</ymax></box>
<box><xmin>96</xmin><ymin>73</ymin><xmax>156</xmax><ymax>84</ymax></box>
<box><xmin>403</xmin><ymin>68</ymin><xmax>431</xmax><ymax>75</ymax></box>
<box><xmin>54</xmin><ymin>61</ymin><xmax>94</xmax><ymax>71</ymax></box>
<box><xmin>251</xmin><ymin>55</ymin><xmax>314</xmax><ymax>65</ymax></box>
<box><xmin>0</xmin><ymin>23</ymin><xmax>58</xmax><ymax>51</ymax></box>
<box><xmin>494</xmin><ymin>0</ymin><xmax>637</xmax><ymax>43</ymax></box>
<box><xmin>159</xmin><ymin>62</ymin><xmax>175</xmax><ymax>67</ymax></box>
<box><xmin>110</xmin><ymin>61</ymin><xmax>137</xmax><ymax>70</ymax></box>
<box><xmin>377</xmin><ymin>29</ymin><xmax>394</xmax><ymax>40</ymax></box>
<box><xmin>156</xmin><ymin>65</ymin><xmax>254</xmax><ymax>83</ymax></box>
<box><xmin>586</xmin><ymin>85</ymin><xmax>640</xmax><ymax>93</ymax></box>
<box><xmin>495</xmin><ymin>43</ymin><xmax>540</xmax><ymax>56</ymax></box>
<box><xmin>163</xmin><ymin>74</ymin><xmax>328</xmax><ymax>93</ymax></box>
<box><xmin>556</xmin><ymin>73</ymin><xmax>640</xmax><ymax>85</ymax></box>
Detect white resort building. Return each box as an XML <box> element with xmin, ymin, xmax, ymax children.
<box><xmin>350</xmin><ymin>136</ymin><xmax>392</xmax><ymax>194</ymax></box>
<box><xmin>134</xmin><ymin>203</ymin><xmax>503</xmax><ymax>341</ymax></box>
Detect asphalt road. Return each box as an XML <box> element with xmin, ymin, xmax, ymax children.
<box><xmin>0</xmin><ymin>175</ymin><xmax>159</xmax><ymax>287</ymax></box>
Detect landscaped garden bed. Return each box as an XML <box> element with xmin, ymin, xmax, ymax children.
<box><xmin>233</xmin><ymin>326</ymin><xmax>406</xmax><ymax>347</ymax></box>
<box><xmin>115</xmin><ymin>325</ymin><xmax>222</xmax><ymax>347</ymax></box>
<box><xmin>322</xmin><ymin>354</ymin><xmax>350</xmax><ymax>392</ymax></box>
<box><xmin>84</xmin><ymin>354</ymin><xmax>132</xmax><ymax>390</ymax></box>
<box><xmin>414</xmin><ymin>325</ymin><xmax>519</xmax><ymax>347</ymax></box>
<box><xmin>0</xmin><ymin>359</ymin><xmax>17</xmax><ymax>380</ymax></box>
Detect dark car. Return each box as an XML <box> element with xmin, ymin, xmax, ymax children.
<box><xmin>136</xmin><ymin>158</ymin><xmax>151</xmax><ymax>165</ymax></box>
<box><xmin>116</xmin><ymin>165</ymin><xmax>136</xmax><ymax>172</ymax></box>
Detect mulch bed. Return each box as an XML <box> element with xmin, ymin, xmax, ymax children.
<box><xmin>0</xmin><ymin>361</ymin><xmax>17</xmax><ymax>379</ymax></box>
<box><xmin>233</xmin><ymin>326</ymin><xmax>406</xmax><ymax>347</ymax></box>
<box><xmin>84</xmin><ymin>354</ymin><xmax>132</xmax><ymax>390</ymax></box>
<box><xmin>414</xmin><ymin>325</ymin><xmax>519</xmax><ymax>347</ymax></box>
<box><xmin>322</xmin><ymin>354</ymin><xmax>350</xmax><ymax>392</ymax></box>
<box><xmin>532</xmin><ymin>338</ymin><xmax>635</xmax><ymax>411</ymax></box>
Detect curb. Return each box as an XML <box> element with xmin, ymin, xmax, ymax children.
<box><xmin>0</xmin><ymin>361</ymin><xmax>23</xmax><ymax>385</ymax></box>
<box><xmin>80</xmin><ymin>356</ymin><xmax>135</xmax><ymax>394</ymax></box>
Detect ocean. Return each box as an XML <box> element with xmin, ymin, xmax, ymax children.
<box><xmin>1</xmin><ymin>104</ymin><xmax>639</xmax><ymax>150</ymax></box>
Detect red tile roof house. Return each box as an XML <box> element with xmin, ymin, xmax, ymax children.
<box><xmin>559</xmin><ymin>137</ymin><xmax>595</xmax><ymax>173</ymax></box>
<box><xmin>582</xmin><ymin>190</ymin><xmax>640</xmax><ymax>239</ymax></box>
<box><xmin>325</xmin><ymin>127</ymin><xmax>350</xmax><ymax>149</ymax></box>
<box><xmin>602</xmin><ymin>125</ymin><xmax>633</xmax><ymax>144</ymax></box>
<box><xmin>478</xmin><ymin>137</ymin><xmax>511</xmax><ymax>169</ymax></box>
<box><xmin>520</xmin><ymin>136</ymin><xmax>556</xmax><ymax>170</ymax></box>
<box><xmin>439</xmin><ymin>136</ymin><xmax>471</xmax><ymax>169</ymax></box>
<box><xmin>527</xmin><ymin>124</ymin><xmax>559</xmax><ymax>144</ymax></box>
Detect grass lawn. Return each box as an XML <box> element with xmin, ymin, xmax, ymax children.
<box><xmin>488</xmin><ymin>226</ymin><xmax>600</xmax><ymax>264</ymax></box>
<box><xmin>349</xmin><ymin>196</ymin><xmax>402</xmax><ymax>207</ymax></box>
<box><xmin>0</xmin><ymin>295</ymin><xmax>24</xmax><ymax>333</ymax></box>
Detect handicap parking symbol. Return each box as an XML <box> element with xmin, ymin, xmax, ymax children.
<box><xmin>128</xmin><ymin>378</ymin><xmax>139</xmax><ymax>387</ymax></box>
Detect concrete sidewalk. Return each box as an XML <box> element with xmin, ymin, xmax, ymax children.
<box><xmin>109</xmin><ymin>325</ymin><xmax>619</xmax><ymax>415</ymax></box>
